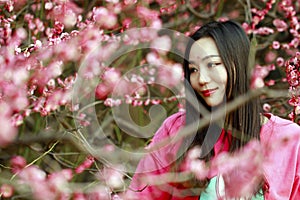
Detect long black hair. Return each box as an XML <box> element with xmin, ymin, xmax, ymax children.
<box><xmin>182</xmin><ymin>20</ymin><xmax>262</xmax><ymax>156</ymax></box>
<box><xmin>173</xmin><ymin>21</ymin><xmax>262</xmax><ymax>193</ymax></box>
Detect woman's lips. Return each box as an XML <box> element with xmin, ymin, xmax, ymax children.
<box><xmin>201</xmin><ymin>88</ymin><xmax>218</xmax><ymax>97</ymax></box>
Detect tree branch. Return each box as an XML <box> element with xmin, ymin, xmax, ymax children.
<box><xmin>186</xmin><ymin>0</ymin><xmax>216</xmax><ymax>19</ymax></box>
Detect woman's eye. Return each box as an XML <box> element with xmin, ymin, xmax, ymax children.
<box><xmin>189</xmin><ymin>67</ymin><xmax>198</xmax><ymax>73</ymax></box>
<box><xmin>207</xmin><ymin>62</ymin><xmax>221</xmax><ymax>68</ymax></box>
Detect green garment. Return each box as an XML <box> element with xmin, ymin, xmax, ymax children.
<box><xmin>199</xmin><ymin>176</ymin><xmax>264</xmax><ymax>200</ymax></box>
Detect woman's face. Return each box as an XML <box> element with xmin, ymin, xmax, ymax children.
<box><xmin>189</xmin><ymin>37</ymin><xmax>228</xmax><ymax>107</ymax></box>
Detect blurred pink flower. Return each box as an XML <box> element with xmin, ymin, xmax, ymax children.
<box><xmin>44</xmin><ymin>89</ymin><xmax>72</xmax><ymax>112</ymax></box>
<box><xmin>86</xmin><ymin>185</ymin><xmax>111</xmax><ymax>200</ymax></box>
<box><xmin>157</xmin><ymin>63</ymin><xmax>183</xmax><ymax>88</ymax></box>
<box><xmin>18</xmin><ymin>165</ymin><xmax>46</xmax><ymax>182</ymax></box>
<box><xmin>137</xmin><ymin>6</ymin><xmax>159</xmax><ymax>21</ymax></box>
<box><xmin>122</xmin><ymin>18</ymin><xmax>132</xmax><ymax>29</ymax></box>
<box><xmin>92</xmin><ymin>7</ymin><xmax>117</xmax><ymax>29</ymax></box>
<box><xmin>289</xmin><ymin>38</ymin><xmax>299</xmax><ymax>48</ymax></box>
<box><xmin>73</xmin><ymin>192</ymin><xmax>87</xmax><ymax>200</ymax></box>
<box><xmin>0</xmin><ymin>184</ymin><xmax>13</xmax><ymax>198</ymax></box>
<box><xmin>272</xmin><ymin>41</ymin><xmax>280</xmax><ymax>49</ymax></box>
<box><xmin>242</xmin><ymin>22</ymin><xmax>253</xmax><ymax>34</ymax></box>
<box><xmin>150</xmin><ymin>35</ymin><xmax>172</xmax><ymax>55</ymax></box>
<box><xmin>264</xmin><ymin>51</ymin><xmax>277</xmax><ymax>63</ymax></box>
<box><xmin>98</xmin><ymin>166</ymin><xmax>125</xmax><ymax>189</ymax></box>
<box><xmin>17</xmin><ymin>166</ymin><xmax>75</xmax><ymax>200</ymax></box>
<box><xmin>273</xmin><ymin>19</ymin><xmax>288</xmax><ymax>32</ymax></box>
<box><xmin>102</xmin><ymin>68</ymin><xmax>121</xmax><ymax>87</ymax></box>
<box><xmin>181</xmin><ymin>147</ymin><xmax>209</xmax><ymax>180</ymax></box>
<box><xmin>95</xmin><ymin>82</ymin><xmax>111</xmax><ymax>100</ymax></box>
<box><xmin>104</xmin><ymin>98</ymin><xmax>122</xmax><ymax>107</ymax></box>
<box><xmin>263</xmin><ymin>103</ymin><xmax>272</xmax><ymax>112</ymax></box>
<box><xmin>48</xmin><ymin>169</ymin><xmax>73</xmax><ymax>195</ymax></box>
<box><xmin>10</xmin><ymin>155</ymin><xmax>27</xmax><ymax>174</ymax></box>
<box><xmin>276</xmin><ymin>57</ymin><xmax>285</xmax><ymax>67</ymax></box>
<box><xmin>30</xmin><ymin>61</ymin><xmax>63</xmax><ymax>92</ymax></box>
<box><xmin>254</xmin><ymin>27</ymin><xmax>274</xmax><ymax>35</ymax></box>
<box><xmin>124</xmin><ymin>0</ymin><xmax>137</xmax><ymax>5</ymax></box>
<box><xmin>146</xmin><ymin>52</ymin><xmax>163</xmax><ymax>66</ymax></box>
<box><xmin>75</xmin><ymin>155</ymin><xmax>95</xmax><ymax>174</ymax></box>
<box><xmin>265</xmin><ymin>79</ymin><xmax>275</xmax><ymax>86</ymax></box>
<box><xmin>0</xmin><ymin>103</ymin><xmax>17</xmax><ymax>148</ymax></box>
<box><xmin>211</xmin><ymin>140</ymin><xmax>264</xmax><ymax>199</ymax></box>
<box><xmin>251</xmin><ymin>64</ymin><xmax>274</xmax><ymax>89</ymax></box>
<box><xmin>46</xmin><ymin>1</ymin><xmax>82</xmax><ymax>28</ymax></box>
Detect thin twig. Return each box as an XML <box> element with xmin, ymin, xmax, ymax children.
<box><xmin>10</xmin><ymin>141</ymin><xmax>59</xmax><ymax>181</ymax></box>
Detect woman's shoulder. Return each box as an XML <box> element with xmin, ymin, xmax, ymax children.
<box><xmin>262</xmin><ymin>113</ymin><xmax>300</xmax><ymax>131</ymax></box>
<box><xmin>260</xmin><ymin>113</ymin><xmax>300</xmax><ymax>200</ymax></box>
<box><xmin>260</xmin><ymin>113</ymin><xmax>300</xmax><ymax>146</ymax></box>
<box><xmin>163</xmin><ymin>111</ymin><xmax>185</xmax><ymax>127</ymax></box>
<box><xmin>147</xmin><ymin>111</ymin><xmax>185</xmax><ymax>147</ymax></box>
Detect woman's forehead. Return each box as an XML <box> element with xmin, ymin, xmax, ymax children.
<box><xmin>189</xmin><ymin>38</ymin><xmax>220</xmax><ymax>61</ymax></box>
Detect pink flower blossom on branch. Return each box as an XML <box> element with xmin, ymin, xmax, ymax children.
<box><xmin>285</xmin><ymin>52</ymin><xmax>300</xmax><ymax>121</ymax></box>
<box><xmin>75</xmin><ymin>155</ymin><xmax>95</xmax><ymax>174</ymax></box>
<box><xmin>273</xmin><ymin>19</ymin><xmax>288</xmax><ymax>32</ymax></box>
<box><xmin>92</xmin><ymin>7</ymin><xmax>118</xmax><ymax>29</ymax></box>
<box><xmin>10</xmin><ymin>155</ymin><xmax>27</xmax><ymax>174</ymax></box>
<box><xmin>251</xmin><ymin>64</ymin><xmax>275</xmax><ymax>89</ymax></box>
<box><xmin>0</xmin><ymin>184</ymin><xmax>14</xmax><ymax>198</ymax></box>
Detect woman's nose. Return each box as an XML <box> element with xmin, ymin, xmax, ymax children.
<box><xmin>198</xmin><ymin>71</ymin><xmax>210</xmax><ymax>86</ymax></box>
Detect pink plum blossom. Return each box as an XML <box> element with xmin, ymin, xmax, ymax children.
<box><xmin>273</xmin><ymin>19</ymin><xmax>288</xmax><ymax>32</ymax></box>
<box><xmin>272</xmin><ymin>41</ymin><xmax>280</xmax><ymax>49</ymax></box>
<box><xmin>102</xmin><ymin>68</ymin><xmax>122</xmax><ymax>87</ymax></box>
<box><xmin>10</xmin><ymin>155</ymin><xmax>27</xmax><ymax>174</ymax></box>
<box><xmin>150</xmin><ymin>35</ymin><xmax>172</xmax><ymax>55</ymax></box>
<box><xmin>157</xmin><ymin>63</ymin><xmax>183</xmax><ymax>88</ymax></box>
<box><xmin>75</xmin><ymin>155</ymin><xmax>95</xmax><ymax>174</ymax></box>
<box><xmin>92</xmin><ymin>7</ymin><xmax>117</xmax><ymax>29</ymax></box>
<box><xmin>263</xmin><ymin>103</ymin><xmax>272</xmax><ymax>112</ymax></box>
<box><xmin>276</xmin><ymin>57</ymin><xmax>285</xmax><ymax>67</ymax></box>
<box><xmin>0</xmin><ymin>103</ymin><xmax>17</xmax><ymax>147</ymax></box>
<box><xmin>251</xmin><ymin>65</ymin><xmax>273</xmax><ymax>89</ymax></box>
<box><xmin>98</xmin><ymin>166</ymin><xmax>125</xmax><ymax>189</ymax></box>
<box><xmin>0</xmin><ymin>184</ymin><xmax>13</xmax><ymax>198</ymax></box>
<box><xmin>181</xmin><ymin>147</ymin><xmax>209</xmax><ymax>180</ymax></box>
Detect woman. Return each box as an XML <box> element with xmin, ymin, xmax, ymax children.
<box><xmin>126</xmin><ymin>20</ymin><xmax>300</xmax><ymax>199</ymax></box>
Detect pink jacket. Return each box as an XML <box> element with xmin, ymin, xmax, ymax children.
<box><xmin>127</xmin><ymin>112</ymin><xmax>300</xmax><ymax>200</ymax></box>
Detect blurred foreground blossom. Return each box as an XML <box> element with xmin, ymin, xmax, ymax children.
<box><xmin>211</xmin><ymin>140</ymin><xmax>264</xmax><ymax>199</ymax></box>
<box><xmin>251</xmin><ymin>64</ymin><xmax>275</xmax><ymax>89</ymax></box>
<box><xmin>0</xmin><ymin>103</ymin><xmax>17</xmax><ymax>147</ymax></box>
<box><xmin>0</xmin><ymin>184</ymin><xmax>14</xmax><ymax>198</ymax></box>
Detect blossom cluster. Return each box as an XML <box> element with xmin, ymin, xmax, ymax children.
<box><xmin>6</xmin><ymin>155</ymin><xmax>124</xmax><ymax>199</ymax></box>
<box><xmin>180</xmin><ymin>129</ymin><xmax>300</xmax><ymax>199</ymax></box>
<box><xmin>286</xmin><ymin>52</ymin><xmax>300</xmax><ymax>121</ymax></box>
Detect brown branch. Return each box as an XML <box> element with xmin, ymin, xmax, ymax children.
<box><xmin>12</xmin><ymin>131</ymin><xmax>89</xmax><ymax>154</ymax></box>
<box><xmin>147</xmin><ymin>88</ymin><xmax>289</xmax><ymax>152</ymax></box>
<box><xmin>250</xmin><ymin>0</ymin><xmax>278</xmax><ymax>19</ymax></box>
<box><xmin>163</xmin><ymin>15</ymin><xmax>195</xmax><ymax>29</ymax></box>
<box><xmin>82</xmin><ymin>88</ymin><xmax>290</xmax><ymax>166</ymax></box>
<box><xmin>186</xmin><ymin>0</ymin><xmax>216</xmax><ymax>19</ymax></box>
<box><xmin>256</xmin><ymin>33</ymin><xmax>278</xmax><ymax>50</ymax></box>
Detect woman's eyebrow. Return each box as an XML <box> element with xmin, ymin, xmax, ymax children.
<box><xmin>202</xmin><ymin>55</ymin><xmax>220</xmax><ymax>61</ymax></box>
<box><xmin>188</xmin><ymin>60</ymin><xmax>197</xmax><ymax>65</ymax></box>
<box><xmin>189</xmin><ymin>55</ymin><xmax>220</xmax><ymax>64</ymax></box>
